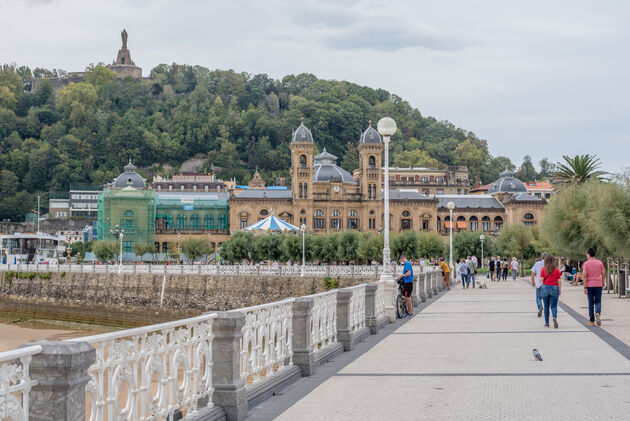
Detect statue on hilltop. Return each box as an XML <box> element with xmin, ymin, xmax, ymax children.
<box><xmin>121</xmin><ymin>29</ymin><xmax>128</xmax><ymax>49</ymax></box>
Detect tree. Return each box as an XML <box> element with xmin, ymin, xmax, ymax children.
<box><xmin>181</xmin><ymin>237</ymin><xmax>211</xmax><ymax>262</ymax></box>
<box><xmin>55</xmin><ymin>82</ymin><xmax>97</xmax><ymax>126</ymax></box>
<box><xmin>340</xmin><ymin>141</ymin><xmax>359</xmax><ymax>172</ymax></box>
<box><xmin>495</xmin><ymin>224</ymin><xmax>536</xmax><ymax>274</ymax></box>
<box><xmin>452</xmin><ymin>139</ymin><xmax>485</xmax><ymax>182</ymax></box>
<box><xmin>591</xmin><ymin>181</ymin><xmax>630</xmax><ymax>258</ymax></box>
<box><xmin>221</xmin><ymin>231</ymin><xmax>252</xmax><ymax>263</ymax></box>
<box><xmin>0</xmin><ymin>170</ymin><xmax>18</xmax><ymax>200</ymax></box>
<box><xmin>167</xmin><ymin>243</ymin><xmax>181</xmax><ymax>262</ymax></box>
<box><xmin>554</xmin><ymin>154</ymin><xmax>608</xmax><ymax>185</ymax></box>
<box><xmin>418</xmin><ymin>232</ymin><xmax>446</xmax><ymax>258</ymax></box>
<box><xmin>515</xmin><ymin>155</ymin><xmax>537</xmax><ymax>182</ymax></box>
<box><xmin>538</xmin><ymin>158</ymin><xmax>555</xmax><ymax>179</ymax></box>
<box><xmin>391</xmin><ymin>231</ymin><xmax>420</xmax><ymax>260</ymax></box>
<box><xmin>393</xmin><ymin>149</ymin><xmax>440</xmax><ymax>168</ymax></box>
<box><xmin>357</xmin><ymin>233</ymin><xmax>383</xmax><ymax>263</ymax></box>
<box><xmin>452</xmin><ymin>231</ymin><xmax>487</xmax><ymax>261</ymax></box>
<box><xmin>279</xmin><ymin>234</ymin><xmax>302</xmax><ymax>262</ymax></box>
<box><xmin>133</xmin><ymin>242</ymin><xmax>156</xmax><ymax>261</ymax></box>
<box><xmin>83</xmin><ymin>64</ymin><xmax>117</xmax><ymax>90</ymax></box>
<box><xmin>337</xmin><ymin>231</ymin><xmax>359</xmax><ymax>262</ymax></box>
<box><xmin>92</xmin><ymin>240</ymin><xmax>117</xmax><ymax>262</ymax></box>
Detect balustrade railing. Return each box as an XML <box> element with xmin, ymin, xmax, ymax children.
<box><xmin>310</xmin><ymin>291</ymin><xmax>338</xmax><ymax>352</ymax></box>
<box><xmin>68</xmin><ymin>313</ymin><xmax>217</xmax><ymax>421</ymax></box>
<box><xmin>0</xmin><ymin>345</ymin><xmax>41</xmax><ymax>421</ymax></box>
<box><xmin>346</xmin><ymin>285</ymin><xmax>367</xmax><ymax>332</ymax></box>
<box><xmin>375</xmin><ymin>281</ymin><xmax>386</xmax><ymax>320</ymax></box>
<box><xmin>232</xmin><ymin>299</ymin><xmax>294</xmax><ymax>387</ymax></box>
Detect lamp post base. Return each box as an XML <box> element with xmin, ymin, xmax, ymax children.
<box><xmin>380</xmin><ymin>273</ymin><xmax>396</xmax><ymax>323</ymax></box>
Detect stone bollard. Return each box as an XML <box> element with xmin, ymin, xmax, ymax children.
<box><xmin>21</xmin><ymin>340</ymin><xmax>95</xmax><ymax>421</ymax></box>
<box><xmin>336</xmin><ymin>289</ymin><xmax>355</xmax><ymax>351</ymax></box>
<box><xmin>419</xmin><ymin>274</ymin><xmax>427</xmax><ymax>302</ymax></box>
<box><xmin>432</xmin><ymin>273</ymin><xmax>439</xmax><ymax>295</ymax></box>
<box><xmin>292</xmin><ymin>297</ymin><xmax>316</xmax><ymax>376</ymax></box>
<box><xmin>212</xmin><ymin>312</ymin><xmax>248</xmax><ymax>421</ymax></box>
<box><xmin>382</xmin><ymin>279</ymin><xmax>396</xmax><ymax>323</ymax></box>
<box><xmin>411</xmin><ymin>276</ymin><xmax>420</xmax><ymax>308</ymax></box>
<box><xmin>365</xmin><ymin>283</ymin><xmax>387</xmax><ymax>334</ymax></box>
<box><xmin>426</xmin><ymin>274</ymin><xmax>433</xmax><ymax>298</ymax></box>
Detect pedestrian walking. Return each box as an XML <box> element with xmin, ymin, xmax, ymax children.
<box><xmin>511</xmin><ymin>257</ymin><xmax>519</xmax><ymax>280</ymax></box>
<box><xmin>502</xmin><ymin>259</ymin><xmax>509</xmax><ymax>280</ymax></box>
<box><xmin>531</xmin><ymin>252</ymin><xmax>547</xmax><ymax>318</ymax></box>
<box><xmin>467</xmin><ymin>256</ymin><xmax>476</xmax><ymax>288</ymax></box>
<box><xmin>489</xmin><ymin>257</ymin><xmax>496</xmax><ymax>281</ymax></box>
<box><xmin>580</xmin><ymin>248</ymin><xmax>606</xmax><ymax>326</ymax></box>
<box><xmin>458</xmin><ymin>258</ymin><xmax>470</xmax><ymax>288</ymax></box>
<box><xmin>439</xmin><ymin>257</ymin><xmax>451</xmax><ymax>290</ymax></box>
<box><xmin>540</xmin><ymin>254</ymin><xmax>562</xmax><ymax>328</ymax></box>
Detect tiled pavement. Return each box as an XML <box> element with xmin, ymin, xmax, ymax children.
<box><xmin>246</xmin><ymin>280</ymin><xmax>630</xmax><ymax>420</ymax></box>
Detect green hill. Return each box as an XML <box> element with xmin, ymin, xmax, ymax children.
<box><xmin>0</xmin><ymin>63</ymin><xmax>521</xmax><ymax>221</ymax></box>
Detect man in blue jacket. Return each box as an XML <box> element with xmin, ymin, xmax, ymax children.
<box><xmin>397</xmin><ymin>255</ymin><xmax>414</xmax><ymax>316</ymax></box>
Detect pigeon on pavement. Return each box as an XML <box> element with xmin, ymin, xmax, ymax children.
<box><xmin>533</xmin><ymin>348</ymin><xmax>543</xmax><ymax>361</ymax></box>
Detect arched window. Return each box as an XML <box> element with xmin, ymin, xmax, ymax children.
<box><xmin>482</xmin><ymin>216</ymin><xmax>491</xmax><ymax>231</ymax></box>
<box><xmin>299</xmin><ymin>155</ymin><xmax>306</xmax><ymax>166</ymax></box>
<box><xmin>348</xmin><ymin>210</ymin><xmax>358</xmax><ymax>229</ymax></box>
<box><xmin>205</xmin><ymin>214</ymin><xmax>215</xmax><ymax>229</ymax></box>
<box><xmin>314</xmin><ymin>209</ymin><xmax>325</xmax><ymax>230</ymax></box>
<box><xmin>494</xmin><ymin>216</ymin><xmax>504</xmax><ymax>231</ymax></box>
<box><xmin>259</xmin><ymin>209</ymin><xmax>268</xmax><ymax>216</ymax></box>
<box><xmin>190</xmin><ymin>214</ymin><xmax>200</xmax><ymax>229</ymax></box>
<box><xmin>368</xmin><ymin>156</ymin><xmax>376</xmax><ymax>168</ymax></box>
<box><xmin>301</xmin><ymin>209</ymin><xmax>306</xmax><ymax>215</ymax></box>
<box><xmin>421</xmin><ymin>212</ymin><xmax>431</xmax><ymax>230</ymax></box>
<box><xmin>349</xmin><ymin>210</ymin><xmax>358</xmax><ymax>217</ymax></box>
<box><xmin>315</xmin><ymin>209</ymin><xmax>324</xmax><ymax>216</ymax></box>
<box><xmin>523</xmin><ymin>212</ymin><xmax>535</xmax><ymax>227</ymax></box>
<box><xmin>456</xmin><ymin>215</ymin><xmax>466</xmax><ymax>230</ymax></box>
<box><xmin>469</xmin><ymin>215</ymin><xmax>479</xmax><ymax>231</ymax></box>
<box><xmin>331</xmin><ymin>210</ymin><xmax>342</xmax><ymax>230</ymax></box>
<box><xmin>332</xmin><ymin>210</ymin><xmax>341</xmax><ymax>216</ymax></box>
<box><xmin>401</xmin><ymin>210</ymin><xmax>412</xmax><ymax>230</ymax></box>
<box><xmin>368</xmin><ymin>209</ymin><xmax>376</xmax><ymax>229</ymax></box>
<box><xmin>177</xmin><ymin>214</ymin><xmax>186</xmax><ymax>229</ymax></box>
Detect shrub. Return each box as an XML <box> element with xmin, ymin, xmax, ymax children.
<box><xmin>322</xmin><ymin>277</ymin><xmax>339</xmax><ymax>290</ymax></box>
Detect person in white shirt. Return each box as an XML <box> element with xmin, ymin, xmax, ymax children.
<box><xmin>511</xmin><ymin>257</ymin><xmax>519</xmax><ymax>280</ymax></box>
<box><xmin>530</xmin><ymin>252</ymin><xmax>548</xmax><ymax>318</ymax></box>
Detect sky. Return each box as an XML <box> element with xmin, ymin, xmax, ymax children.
<box><xmin>2</xmin><ymin>0</ymin><xmax>629</xmax><ymax>173</ymax></box>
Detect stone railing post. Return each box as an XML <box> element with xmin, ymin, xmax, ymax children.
<box><xmin>419</xmin><ymin>273</ymin><xmax>427</xmax><ymax>302</ymax></box>
<box><xmin>336</xmin><ymin>289</ymin><xmax>354</xmax><ymax>351</ymax></box>
<box><xmin>411</xmin><ymin>275</ymin><xmax>420</xmax><ymax>308</ymax></box>
<box><xmin>383</xmin><ymin>280</ymin><xmax>396</xmax><ymax>322</ymax></box>
<box><xmin>364</xmin><ymin>283</ymin><xmax>383</xmax><ymax>334</ymax></box>
<box><xmin>292</xmin><ymin>297</ymin><xmax>315</xmax><ymax>376</ymax></box>
<box><xmin>21</xmin><ymin>340</ymin><xmax>95</xmax><ymax>421</ymax></box>
<box><xmin>432</xmin><ymin>272</ymin><xmax>439</xmax><ymax>295</ymax></box>
<box><xmin>212</xmin><ymin>312</ymin><xmax>248</xmax><ymax>421</ymax></box>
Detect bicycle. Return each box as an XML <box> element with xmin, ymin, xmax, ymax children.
<box><xmin>395</xmin><ymin>278</ymin><xmax>409</xmax><ymax>319</ymax></box>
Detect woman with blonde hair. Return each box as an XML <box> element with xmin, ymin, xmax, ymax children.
<box><xmin>540</xmin><ymin>254</ymin><xmax>562</xmax><ymax>328</ymax></box>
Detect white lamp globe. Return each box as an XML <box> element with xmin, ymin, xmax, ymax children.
<box><xmin>301</xmin><ymin>224</ymin><xmax>306</xmax><ymax>230</ymax></box>
<box><xmin>480</xmin><ymin>234</ymin><xmax>485</xmax><ymax>241</ymax></box>
<box><xmin>377</xmin><ymin>117</ymin><xmax>397</xmax><ymax>137</ymax></box>
<box><xmin>447</xmin><ymin>201</ymin><xmax>455</xmax><ymax>210</ymax></box>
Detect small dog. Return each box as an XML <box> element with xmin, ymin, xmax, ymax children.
<box><xmin>477</xmin><ymin>278</ymin><xmax>488</xmax><ymax>289</ymax></box>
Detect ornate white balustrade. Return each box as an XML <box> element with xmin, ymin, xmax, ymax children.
<box><xmin>232</xmin><ymin>299</ymin><xmax>294</xmax><ymax>387</ymax></box>
<box><xmin>375</xmin><ymin>281</ymin><xmax>386</xmax><ymax>320</ymax></box>
<box><xmin>0</xmin><ymin>345</ymin><xmax>41</xmax><ymax>421</ymax></box>
<box><xmin>346</xmin><ymin>285</ymin><xmax>367</xmax><ymax>332</ymax></box>
<box><xmin>69</xmin><ymin>313</ymin><xmax>217</xmax><ymax>421</ymax></box>
<box><xmin>309</xmin><ymin>291</ymin><xmax>338</xmax><ymax>352</ymax></box>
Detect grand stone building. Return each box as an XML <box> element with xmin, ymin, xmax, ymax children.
<box><xmin>229</xmin><ymin>121</ymin><xmax>546</xmax><ymax>236</ymax></box>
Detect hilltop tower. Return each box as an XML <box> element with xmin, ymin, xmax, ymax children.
<box><xmin>358</xmin><ymin>121</ymin><xmax>383</xmax><ymax>201</ymax></box>
<box><xmin>108</xmin><ymin>29</ymin><xmax>142</xmax><ymax>78</ymax></box>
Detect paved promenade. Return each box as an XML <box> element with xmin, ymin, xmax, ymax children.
<box><xmin>247</xmin><ymin>280</ymin><xmax>630</xmax><ymax>420</ymax></box>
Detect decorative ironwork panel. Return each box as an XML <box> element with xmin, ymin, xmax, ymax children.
<box><xmin>0</xmin><ymin>345</ymin><xmax>41</xmax><ymax>421</ymax></box>
<box><xmin>69</xmin><ymin>313</ymin><xmax>216</xmax><ymax>421</ymax></box>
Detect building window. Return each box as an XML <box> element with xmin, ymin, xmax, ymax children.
<box><xmin>437</xmin><ymin>216</ymin><xmax>441</xmax><ymax>231</ymax></box>
<box><xmin>330</xmin><ymin>218</ymin><xmax>342</xmax><ymax>230</ymax></box>
<box><xmin>469</xmin><ymin>216</ymin><xmax>479</xmax><ymax>231</ymax></box>
<box><xmin>123</xmin><ymin>241</ymin><xmax>133</xmax><ymax>253</ymax></box>
<box><xmin>422</xmin><ymin>219</ymin><xmax>429</xmax><ymax>230</ymax></box>
<box><xmin>304</xmin><ymin>184</ymin><xmax>307</xmax><ymax>198</ymax></box>
<box><xmin>314</xmin><ymin>218</ymin><xmax>325</xmax><ymax>230</ymax></box>
<box><xmin>545</xmin><ymin>193</ymin><xmax>551</xmax><ymax>199</ymax></box>
<box><xmin>457</xmin><ymin>189</ymin><xmax>461</xmax><ymax>194</ymax></box>
<box><xmin>349</xmin><ymin>210</ymin><xmax>357</xmax><ymax>217</ymax></box>
<box><xmin>368</xmin><ymin>156</ymin><xmax>376</xmax><ymax>168</ymax></box>
<box><xmin>218</xmin><ymin>214</ymin><xmax>226</xmax><ymax>229</ymax></box>
<box><xmin>315</xmin><ymin>209</ymin><xmax>324</xmax><ymax>217</ymax></box>
<box><xmin>205</xmin><ymin>214</ymin><xmax>215</xmax><ymax>229</ymax></box>
<box><xmin>240</xmin><ymin>219</ymin><xmax>247</xmax><ymax>229</ymax></box>
<box><xmin>300</xmin><ymin>155</ymin><xmax>306</xmax><ymax>166</ymax></box>
<box><xmin>437</xmin><ymin>189</ymin><xmax>444</xmax><ymax>194</ymax></box>
<box><xmin>373</xmin><ymin>184</ymin><xmax>377</xmax><ymax>199</ymax></box>
<box><xmin>299</xmin><ymin>184</ymin><xmax>303</xmax><ymax>198</ymax></box>
<box><xmin>122</xmin><ymin>210</ymin><xmax>136</xmax><ymax>233</ymax></box>
<box><xmin>523</xmin><ymin>213</ymin><xmax>535</xmax><ymax>227</ymax></box>
<box><xmin>535</xmin><ymin>193</ymin><xmax>542</xmax><ymax>198</ymax></box>
<box><xmin>348</xmin><ymin>218</ymin><xmax>358</xmax><ymax>229</ymax></box>
<box><xmin>401</xmin><ymin>210</ymin><xmax>412</xmax><ymax>230</ymax></box>
<box><xmin>494</xmin><ymin>216</ymin><xmax>503</xmax><ymax>231</ymax></box>
<box><xmin>177</xmin><ymin>214</ymin><xmax>186</xmax><ymax>229</ymax></box>
<box><xmin>190</xmin><ymin>214</ymin><xmax>200</xmax><ymax>229</ymax></box>
<box><xmin>457</xmin><ymin>215</ymin><xmax>467</xmax><ymax>230</ymax></box>
<box><xmin>368</xmin><ymin>184</ymin><xmax>372</xmax><ymax>199</ymax></box>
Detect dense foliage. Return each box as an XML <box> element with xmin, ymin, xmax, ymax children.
<box><xmin>0</xmin><ymin>62</ymin><xmax>554</xmax><ymax>221</ymax></box>
<box><xmin>220</xmin><ymin>231</ymin><xmax>446</xmax><ymax>264</ymax></box>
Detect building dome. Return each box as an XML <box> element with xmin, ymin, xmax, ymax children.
<box><xmin>359</xmin><ymin>122</ymin><xmax>382</xmax><ymax>144</ymax></box>
<box><xmin>291</xmin><ymin>120</ymin><xmax>313</xmax><ymax>143</ymax></box>
<box><xmin>113</xmin><ymin>160</ymin><xmax>146</xmax><ymax>189</ymax></box>
<box><xmin>313</xmin><ymin>148</ymin><xmax>356</xmax><ymax>183</ymax></box>
<box><xmin>488</xmin><ymin>169</ymin><xmax>527</xmax><ymax>194</ymax></box>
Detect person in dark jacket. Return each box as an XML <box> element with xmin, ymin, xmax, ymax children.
<box><xmin>489</xmin><ymin>257</ymin><xmax>496</xmax><ymax>281</ymax></box>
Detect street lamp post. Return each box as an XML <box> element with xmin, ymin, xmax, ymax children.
<box><xmin>110</xmin><ymin>225</ymin><xmax>125</xmax><ymax>274</ymax></box>
<box><xmin>377</xmin><ymin>117</ymin><xmax>397</xmax><ymax>322</ymax></box>
<box><xmin>447</xmin><ymin>201</ymin><xmax>455</xmax><ymax>285</ymax></box>
<box><xmin>480</xmin><ymin>234</ymin><xmax>485</xmax><ymax>268</ymax></box>
<box><xmin>301</xmin><ymin>224</ymin><xmax>306</xmax><ymax>277</ymax></box>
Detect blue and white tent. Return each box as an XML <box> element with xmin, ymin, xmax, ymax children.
<box><xmin>242</xmin><ymin>214</ymin><xmax>298</xmax><ymax>232</ymax></box>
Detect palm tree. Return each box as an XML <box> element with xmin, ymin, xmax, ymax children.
<box><xmin>553</xmin><ymin>154</ymin><xmax>608</xmax><ymax>185</ymax></box>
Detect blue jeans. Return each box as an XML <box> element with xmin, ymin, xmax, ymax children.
<box><xmin>541</xmin><ymin>285</ymin><xmax>559</xmax><ymax>325</ymax></box>
<box><xmin>586</xmin><ymin>287</ymin><xmax>602</xmax><ymax>322</ymax></box>
<box><xmin>469</xmin><ymin>273</ymin><xmax>475</xmax><ymax>287</ymax></box>
<box><xmin>535</xmin><ymin>286</ymin><xmax>542</xmax><ymax>310</ymax></box>
<box><xmin>461</xmin><ymin>273</ymin><xmax>468</xmax><ymax>287</ymax></box>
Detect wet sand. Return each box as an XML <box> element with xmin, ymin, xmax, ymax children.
<box><xmin>0</xmin><ymin>316</ymin><xmax>116</xmax><ymax>352</ymax></box>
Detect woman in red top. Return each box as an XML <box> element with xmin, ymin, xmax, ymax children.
<box><xmin>539</xmin><ymin>254</ymin><xmax>562</xmax><ymax>328</ymax></box>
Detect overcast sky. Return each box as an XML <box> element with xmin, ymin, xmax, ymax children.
<box><xmin>2</xmin><ymin>0</ymin><xmax>629</xmax><ymax>173</ymax></box>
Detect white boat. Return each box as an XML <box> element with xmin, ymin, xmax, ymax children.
<box><xmin>0</xmin><ymin>232</ymin><xmax>66</xmax><ymax>264</ymax></box>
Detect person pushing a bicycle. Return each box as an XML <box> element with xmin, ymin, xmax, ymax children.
<box><xmin>397</xmin><ymin>255</ymin><xmax>414</xmax><ymax>317</ymax></box>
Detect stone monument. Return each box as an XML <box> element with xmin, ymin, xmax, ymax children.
<box><xmin>108</xmin><ymin>28</ymin><xmax>142</xmax><ymax>78</ymax></box>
